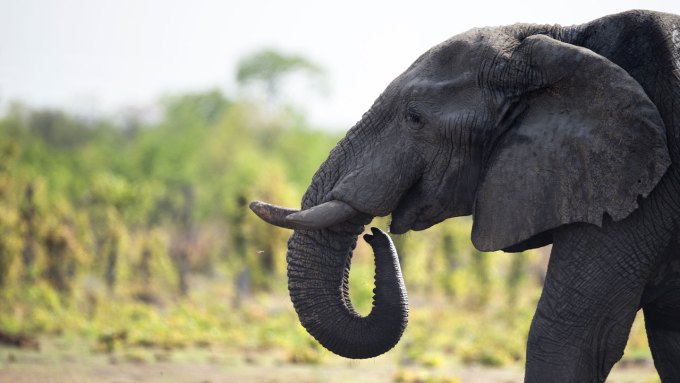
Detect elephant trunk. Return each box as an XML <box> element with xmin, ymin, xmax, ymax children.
<box><xmin>287</xmin><ymin>226</ymin><xmax>408</xmax><ymax>359</ymax></box>
<box><xmin>285</xmin><ymin>109</ymin><xmax>408</xmax><ymax>359</ymax></box>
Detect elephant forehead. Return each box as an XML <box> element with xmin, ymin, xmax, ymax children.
<box><xmin>401</xmin><ymin>71</ymin><xmax>479</xmax><ymax>100</ymax></box>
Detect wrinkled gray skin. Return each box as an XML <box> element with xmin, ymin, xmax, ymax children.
<box><xmin>252</xmin><ymin>10</ymin><xmax>680</xmax><ymax>382</ymax></box>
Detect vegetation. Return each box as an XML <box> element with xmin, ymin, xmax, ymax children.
<box><xmin>0</xmin><ymin>50</ymin><xmax>656</xmax><ymax>382</ymax></box>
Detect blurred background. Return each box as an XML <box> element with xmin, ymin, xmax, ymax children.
<box><xmin>0</xmin><ymin>1</ymin><xmax>678</xmax><ymax>382</ymax></box>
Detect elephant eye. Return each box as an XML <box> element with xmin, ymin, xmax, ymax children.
<box><xmin>406</xmin><ymin>107</ymin><xmax>422</xmax><ymax>125</ymax></box>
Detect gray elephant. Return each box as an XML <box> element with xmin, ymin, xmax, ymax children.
<box><xmin>251</xmin><ymin>10</ymin><xmax>680</xmax><ymax>382</ymax></box>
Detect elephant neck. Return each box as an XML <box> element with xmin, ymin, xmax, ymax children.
<box><xmin>557</xmin><ymin>12</ymin><xmax>680</xmax><ymax>164</ymax></box>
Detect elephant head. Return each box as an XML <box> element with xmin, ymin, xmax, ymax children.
<box><xmin>251</xmin><ymin>27</ymin><xmax>670</xmax><ymax>358</ymax></box>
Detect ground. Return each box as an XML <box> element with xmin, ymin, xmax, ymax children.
<box><xmin>0</xmin><ymin>340</ymin><xmax>660</xmax><ymax>383</ymax></box>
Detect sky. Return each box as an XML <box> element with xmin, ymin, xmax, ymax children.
<box><xmin>1</xmin><ymin>0</ymin><xmax>679</xmax><ymax>130</ymax></box>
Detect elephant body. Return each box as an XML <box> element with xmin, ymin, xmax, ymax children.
<box><xmin>252</xmin><ymin>10</ymin><xmax>680</xmax><ymax>382</ymax></box>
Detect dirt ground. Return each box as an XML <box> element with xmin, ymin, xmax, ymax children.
<box><xmin>0</xmin><ymin>360</ymin><xmax>660</xmax><ymax>383</ymax></box>
<box><xmin>0</xmin><ymin>345</ymin><xmax>659</xmax><ymax>383</ymax></box>
<box><xmin>0</xmin><ymin>338</ymin><xmax>659</xmax><ymax>383</ymax></box>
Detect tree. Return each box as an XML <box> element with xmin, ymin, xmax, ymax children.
<box><xmin>236</xmin><ymin>49</ymin><xmax>326</xmax><ymax>103</ymax></box>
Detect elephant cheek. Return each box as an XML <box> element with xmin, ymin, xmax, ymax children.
<box><xmin>430</xmin><ymin>160</ymin><xmax>481</xmax><ymax>220</ymax></box>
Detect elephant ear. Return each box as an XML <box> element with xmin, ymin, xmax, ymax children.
<box><xmin>471</xmin><ymin>34</ymin><xmax>670</xmax><ymax>252</ymax></box>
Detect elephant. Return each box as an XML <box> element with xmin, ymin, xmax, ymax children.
<box><xmin>250</xmin><ymin>9</ymin><xmax>680</xmax><ymax>382</ymax></box>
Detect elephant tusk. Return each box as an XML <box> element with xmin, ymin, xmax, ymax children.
<box><xmin>249</xmin><ymin>201</ymin><xmax>300</xmax><ymax>229</ymax></box>
<box><xmin>285</xmin><ymin>200</ymin><xmax>359</xmax><ymax>230</ymax></box>
<box><xmin>250</xmin><ymin>200</ymin><xmax>359</xmax><ymax>230</ymax></box>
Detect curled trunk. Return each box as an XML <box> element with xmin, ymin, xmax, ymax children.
<box><xmin>287</xmin><ymin>226</ymin><xmax>408</xmax><ymax>359</ymax></box>
<box><xmin>285</xmin><ymin>107</ymin><xmax>409</xmax><ymax>358</ymax></box>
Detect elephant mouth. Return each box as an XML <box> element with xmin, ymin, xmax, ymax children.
<box><xmin>388</xmin><ymin>181</ymin><xmax>433</xmax><ymax>234</ymax></box>
<box><xmin>390</xmin><ymin>202</ymin><xmax>433</xmax><ymax>234</ymax></box>
<box><xmin>388</xmin><ymin>177</ymin><xmax>460</xmax><ymax>235</ymax></box>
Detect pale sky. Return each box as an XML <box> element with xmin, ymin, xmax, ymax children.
<box><xmin>1</xmin><ymin>0</ymin><xmax>678</xmax><ymax>130</ymax></box>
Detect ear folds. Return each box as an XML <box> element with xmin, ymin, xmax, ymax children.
<box><xmin>471</xmin><ymin>34</ymin><xmax>670</xmax><ymax>252</ymax></box>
